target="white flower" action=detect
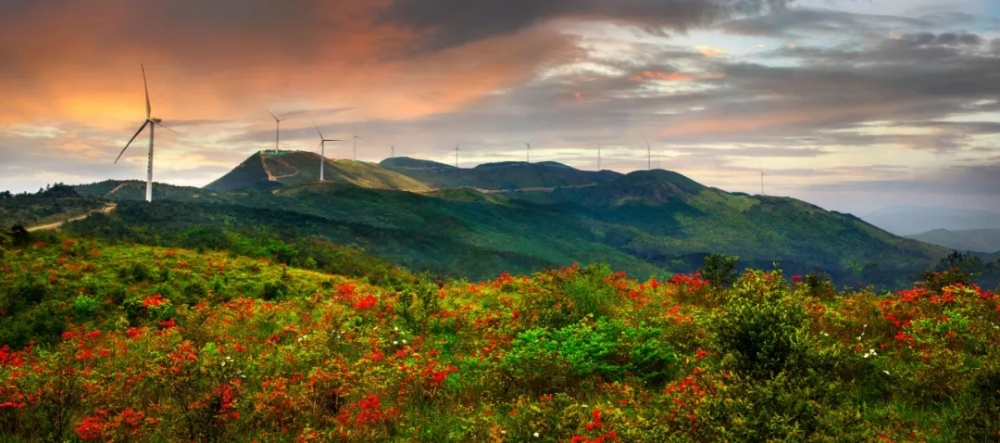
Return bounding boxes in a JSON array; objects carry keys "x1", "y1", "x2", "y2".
[
  {"x1": 394, "y1": 326, "x2": 399, "y2": 331},
  {"x1": 373, "y1": 326, "x2": 378, "y2": 331},
  {"x1": 221, "y1": 361, "x2": 226, "y2": 366},
  {"x1": 582, "y1": 404, "x2": 588, "y2": 408},
  {"x1": 883, "y1": 370, "x2": 890, "y2": 375},
  {"x1": 869, "y1": 348, "x2": 876, "y2": 355},
  {"x1": 393, "y1": 341, "x2": 399, "y2": 345},
  {"x1": 402, "y1": 339, "x2": 407, "y2": 344},
  {"x1": 534, "y1": 432, "x2": 540, "y2": 438}
]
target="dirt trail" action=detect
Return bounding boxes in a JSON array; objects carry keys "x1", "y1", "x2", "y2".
[
  {"x1": 26, "y1": 203, "x2": 117, "y2": 232},
  {"x1": 105, "y1": 182, "x2": 128, "y2": 197}
]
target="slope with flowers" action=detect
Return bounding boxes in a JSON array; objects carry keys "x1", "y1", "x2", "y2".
[{"x1": 1, "y1": 235, "x2": 1000, "y2": 442}]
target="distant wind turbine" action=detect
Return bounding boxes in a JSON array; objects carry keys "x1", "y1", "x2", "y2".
[
  {"x1": 308, "y1": 115, "x2": 342, "y2": 182},
  {"x1": 389, "y1": 144, "x2": 395, "y2": 158},
  {"x1": 524, "y1": 142, "x2": 532, "y2": 163},
  {"x1": 114, "y1": 64, "x2": 177, "y2": 203},
  {"x1": 760, "y1": 163, "x2": 769, "y2": 196},
  {"x1": 597, "y1": 145, "x2": 602, "y2": 171},
  {"x1": 454, "y1": 144, "x2": 461, "y2": 168},
  {"x1": 645, "y1": 139, "x2": 652, "y2": 171},
  {"x1": 266, "y1": 109, "x2": 285, "y2": 154},
  {"x1": 352, "y1": 123, "x2": 363, "y2": 162}
]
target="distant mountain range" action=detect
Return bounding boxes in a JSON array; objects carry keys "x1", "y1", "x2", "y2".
[
  {"x1": 907, "y1": 229, "x2": 1000, "y2": 254},
  {"x1": 860, "y1": 206, "x2": 1000, "y2": 236},
  {"x1": 7, "y1": 151, "x2": 965, "y2": 289}
]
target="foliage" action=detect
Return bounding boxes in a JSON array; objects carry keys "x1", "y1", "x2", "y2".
[
  {"x1": 1, "y1": 237, "x2": 998, "y2": 441},
  {"x1": 699, "y1": 253, "x2": 740, "y2": 288}
]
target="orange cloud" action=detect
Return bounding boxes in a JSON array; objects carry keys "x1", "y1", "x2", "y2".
[{"x1": 0, "y1": 0, "x2": 573, "y2": 131}]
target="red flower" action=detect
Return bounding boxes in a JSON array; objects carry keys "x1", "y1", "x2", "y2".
[
  {"x1": 353, "y1": 295, "x2": 378, "y2": 310},
  {"x1": 695, "y1": 349, "x2": 709, "y2": 359},
  {"x1": 143, "y1": 294, "x2": 168, "y2": 308}
]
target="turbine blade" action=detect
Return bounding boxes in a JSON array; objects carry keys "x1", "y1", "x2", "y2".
[
  {"x1": 324, "y1": 139, "x2": 343, "y2": 142},
  {"x1": 267, "y1": 109, "x2": 279, "y2": 121},
  {"x1": 154, "y1": 121, "x2": 179, "y2": 134},
  {"x1": 142, "y1": 64, "x2": 151, "y2": 119},
  {"x1": 115, "y1": 121, "x2": 149, "y2": 164},
  {"x1": 308, "y1": 115, "x2": 324, "y2": 139}
]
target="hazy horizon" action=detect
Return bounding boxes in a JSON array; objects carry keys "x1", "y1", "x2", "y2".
[{"x1": 2, "y1": 0, "x2": 999, "y2": 216}]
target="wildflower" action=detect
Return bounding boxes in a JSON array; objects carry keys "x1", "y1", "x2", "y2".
[{"x1": 534, "y1": 432, "x2": 540, "y2": 437}]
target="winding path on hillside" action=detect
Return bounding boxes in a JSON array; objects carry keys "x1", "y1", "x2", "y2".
[
  {"x1": 26, "y1": 203, "x2": 117, "y2": 232},
  {"x1": 413, "y1": 182, "x2": 599, "y2": 194}
]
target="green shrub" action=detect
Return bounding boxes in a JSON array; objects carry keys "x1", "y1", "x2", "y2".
[
  {"x1": 261, "y1": 280, "x2": 288, "y2": 301},
  {"x1": 72, "y1": 295, "x2": 98, "y2": 318},
  {"x1": 715, "y1": 270, "x2": 807, "y2": 378},
  {"x1": 700, "y1": 253, "x2": 740, "y2": 288},
  {"x1": 804, "y1": 270, "x2": 836, "y2": 299}
]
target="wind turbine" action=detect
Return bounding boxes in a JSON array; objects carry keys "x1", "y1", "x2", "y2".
[
  {"x1": 524, "y1": 141, "x2": 532, "y2": 163},
  {"x1": 266, "y1": 110, "x2": 285, "y2": 154},
  {"x1": 352, "y1": 123, "x2": 363, "y2": 162},
  {"x1": 645, "y1": 139, "x2": 652, "y2": 171},
  {"x1": 454, "y1": 144, "x2": 461, "y2": 168},
  {"x1": 114, "y1": 64, "x2": 177, "y2": 203},
  {"x1": 598, "y1": 145, "x2": 602, "y2": 171},
  {"x1": 389, "y1": 144, "x2": 395, "y2": 158},
  {"x1": 308, "y1": 115, "x2": 342, "y2": 182},
  {"x1": 760, "y1": 162, "x2": 769, "y2": 196}
]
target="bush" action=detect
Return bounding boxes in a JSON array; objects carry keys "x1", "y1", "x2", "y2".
[
  {"x1": 804, "y1": 269, "x2": 836, "y2": 299},
  {"x1": 700, "y1": 253, "x2": 740, "y2": 288},
  {"x1": 715, "y1": 270, "x2": 807, "y2": 378},
  {"x1": 562, "y1": 263, "x2": 615, "y2": 320},
  {"x1": 72, "y1": 295, "x2": 98, "y2": 318},
  {"x1": 261, "y1": 280, "x2": 288, "y2": 301}
]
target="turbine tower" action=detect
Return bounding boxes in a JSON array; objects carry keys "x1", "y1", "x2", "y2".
[
  {"x1": 267, "y1": 110, "x2": 285, "y2": 154},
  {"x1": 454, "y1": 145, "x2": 461, "y2": 168},
  {"x1": 308, "y1": 115, "x2": 342, "y2": 182},
  {"x1": 524, "y1": 142, "x2": 532, "y2": 163},
  {"x1": 114, "y1": 64, "x2": 176, "y2": 203},
  {"x1": 389, "y1": 144, "x2": 395, "y2": 158},
  {"x1": 598, "y1": 145, "x2": 602, "y2": 171}
]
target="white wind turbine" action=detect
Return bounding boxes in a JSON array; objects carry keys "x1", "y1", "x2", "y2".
[
  {"x1": 524, "y1": 141, "x2": 532, "y2": 163},
  {"x1": 114, "y1": 64, "x2": 177, "y2": 203},
  {"x1": 760, "y1": 162, "x2": 769, "y2": 196},
  {"x1": 352, "y1": 123, "x2": 364, "y2": 162},
  {"x1": 597, "y1": 145, "x2": 602, "y2": 171},
  {"x1": 308, "y1": 115, "x2": 342, "y2": 182},
  {"x1": 267, "y1": 110, "x2": 285, "y2": 154},
  {"x1": 454, "y1": 144, "x2": 461, "y2": 167},
  {"x1": 389, "y1": 144, "x2": 395, "y2": 158},
  {"x1": 645, "y1": 139, "x2": 652, "y2": 171}
]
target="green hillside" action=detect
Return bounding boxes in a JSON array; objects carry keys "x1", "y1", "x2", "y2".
[
  {"x1": 0, "y1": 184, "x2": 106, "y2": 230},
  {"x1": 205, "y1": 151, "x2": 430, "y2": 192},
  {"x1": 61, "y1": 165, "x2": 951, "y2": 289},
  {"x1": 380, "y1": 156, "x2": 622, "y2": 190}
]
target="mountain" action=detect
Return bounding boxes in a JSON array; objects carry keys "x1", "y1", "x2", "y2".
[
  {"x1": 205, "y1": 150, "x2": 430, "y2": 192},
  {"x1": 907, "y1": 229, "x2": 1000, "y2": 253},
  {"x1": 860, "y1": 206, "x2": 1000, "y2": 236},
  {"x1": 380, "y1": 156, "x2": 622, "y2": 190},
  {"x1": 55, "y1": 161, "x2": 951, "y2": 288}
]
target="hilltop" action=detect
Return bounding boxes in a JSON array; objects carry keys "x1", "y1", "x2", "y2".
[
  {"x1": 380, "y1": 156, "x2": 622, "y2": 190},
  {"x1": 205, "y1": 151, "x2": 429, "y2": 192}
]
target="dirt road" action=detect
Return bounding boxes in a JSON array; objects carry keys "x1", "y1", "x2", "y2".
[{"x1": 26, "y1": 203, "x2": 117, "y2": 232}]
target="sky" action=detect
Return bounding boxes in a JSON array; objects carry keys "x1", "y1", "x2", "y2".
[{"x1": 1, "y1": 0, "x2": 999, "y2": 216}]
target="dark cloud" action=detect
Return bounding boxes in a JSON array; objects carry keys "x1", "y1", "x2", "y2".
[
  {"x1": 379, "y1": 0, "x2": 794, "y2": 51},
  {"x1": 721, "y1": 8, "x2": 927, "y2": 38}
]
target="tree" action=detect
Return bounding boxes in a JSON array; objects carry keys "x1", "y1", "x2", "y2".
[
  {"x1": 10, "y1": 224, "x2": 30, "y2": 247},
  {"x1": 700, "y1": 253, "x2": 740, "y2": 288},
  {"x1": 0, "y1": 190, "x2": 11, "y2": 199}
]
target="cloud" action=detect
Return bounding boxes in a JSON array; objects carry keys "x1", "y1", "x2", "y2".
[{"x1": 378, "y1": 0, "x2": 794, "y2": 52}]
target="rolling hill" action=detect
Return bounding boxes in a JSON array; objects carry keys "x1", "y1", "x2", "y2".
[
  {"x1": 380, "y1": 156, "x2": 622, "y2": 190},
  {"x1": 907, "y1": 229, "x2": 1000, "y2": 253},
  {"x1": 205, "y1": 150, "x2": 430, "y2": 192},
  {"x1": 0, "y1": 149, "x2": 951, "y2": 288}
]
